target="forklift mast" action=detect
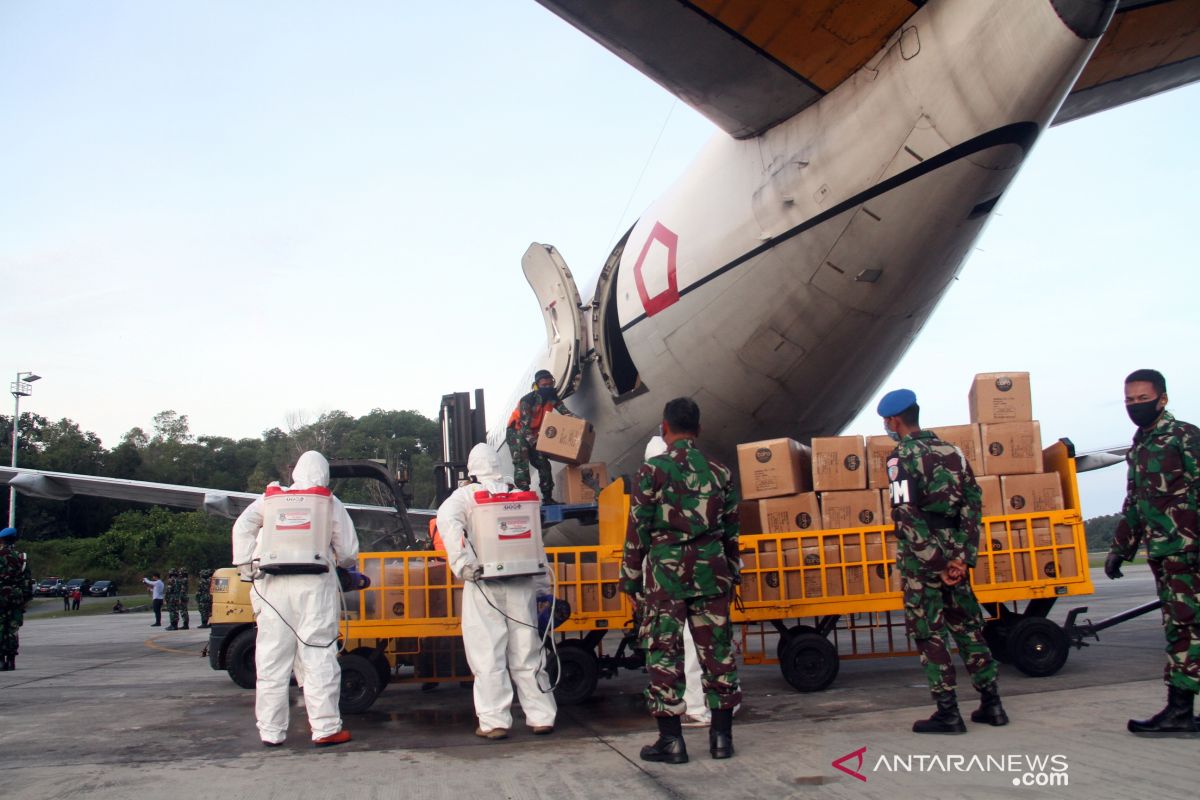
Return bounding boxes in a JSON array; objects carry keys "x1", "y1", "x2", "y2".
[{"x1": 434, "y1": 389, "x2": 487, "y2": 506}]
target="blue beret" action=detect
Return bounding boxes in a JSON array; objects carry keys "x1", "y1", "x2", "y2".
[
  {"x1": 877, "y1": 389, "x2": 917, "y2": 417},
  {"x1": 0, "y1": 527, "x2": 16, "y2": 539}
]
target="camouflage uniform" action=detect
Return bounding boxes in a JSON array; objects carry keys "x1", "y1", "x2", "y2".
[
  {"x1": 0, "y1": 542, "x2": 34, "y2": 660},
  {"x1": 622, "y1": 439, "x2": 742, "y2": 716},
  {"x1": 196, "y1": 569, "x2": 214, "y2": 628},
  {"x1": 166, "y1": 568, "x2": 190, "y2": 629},
  {"x1": 888, "y1": 430, "x2": 997, "y2": 697},
  {"x1": 505, "y1": 389, "x2": 568, "y2": 499},
  {"x1": 1109, "y1": 411, "x2": 1200, "y2": 693}
]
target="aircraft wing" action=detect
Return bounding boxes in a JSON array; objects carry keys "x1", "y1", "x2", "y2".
[
  {"x1": 1074, "y1": 445, "x2": 1131, "y2": 473},
  {"x1": 0, "y1": 466, "x2": 432, "y2": 538},
  {"x1": 535, "y1": 0, "x2": 1199, "y2": 138}
]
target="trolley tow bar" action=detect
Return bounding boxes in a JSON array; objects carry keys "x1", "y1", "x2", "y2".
[{"x1": 1064, "y1": 599, "x2": 1163, "y2": 649}]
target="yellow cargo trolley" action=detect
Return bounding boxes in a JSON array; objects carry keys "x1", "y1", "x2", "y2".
[
  {"x1": 734, "y1": 440, "x2": 1092, "y2": 691},
  {"x1": 205, "y1": 440, "x2": 1092, "y2": 712}
]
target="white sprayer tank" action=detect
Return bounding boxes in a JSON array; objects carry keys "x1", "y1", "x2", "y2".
[
  {"x1": 256, "y1": 485, "x2": 333, "y2": 574},
  {"x1": 468, "y1": 490, "x2": 546, "y2": 579}
]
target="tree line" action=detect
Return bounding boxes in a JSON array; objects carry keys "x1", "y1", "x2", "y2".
[{"x1": 2, "y1": 408, "x2": 440, "y2": 586}]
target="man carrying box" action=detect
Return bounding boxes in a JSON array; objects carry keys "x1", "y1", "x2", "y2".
[
  {"x1": 621, "y1": 398, "x2": 742, "y2": 763},
  {"x1": 1105, "y1": 368, "x2": 1200, "y2": 735},
  {"x1": 879, "y1": 388, "x2": 1008, "y2": 734},
  {"x1": 506, "y1": 369, "x2": 571, "y2": 503}
]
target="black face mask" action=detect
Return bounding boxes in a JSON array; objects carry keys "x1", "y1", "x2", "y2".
[
  {"x1": 1126, "y1": 397, "x2": 1162, "y2": 428},
  {"x1": 537, "y1": 386, "x2": 557, "y2": 402}
]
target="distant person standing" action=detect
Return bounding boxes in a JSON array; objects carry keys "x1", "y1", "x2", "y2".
[
  {"x1": 177, "y1": 567, "x2": 190, "y2": 629},
  {"x1": 196, "y1": 568, "x2": 214, "y2": 629},
  {"x1": 506, "y1": 369, "x2": 571, "y2": 503},
  {"x1": 62, "y1": 589, "x2": 70, "y2": 611},
  {"x1": 143, "y1": 572, "x2": 165, "y2": 626},
  {"x1": 166, "y1": 567, "x2": 190, "y2": 630},
  {"x1": 0, "y1": 528, "x2": 34, "y2": 671},
  {"x1": 70, "y1": 586, "x2": 82, "y2": 611},
  {"x1": 1105, "y1": 369, "x2": 1200, "y2": 735},
  {"x1": 879, "y1": 388, "x2": 1006, "y2": 734}
]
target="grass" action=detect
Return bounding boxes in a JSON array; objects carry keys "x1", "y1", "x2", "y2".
[{"x1": 24, "y1": 594, "x2": 181, "y2": 620}]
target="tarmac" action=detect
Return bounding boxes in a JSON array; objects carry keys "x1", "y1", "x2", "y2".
[{"x1": 1, "y1": 564, "x2": 1194, "y2": 799}]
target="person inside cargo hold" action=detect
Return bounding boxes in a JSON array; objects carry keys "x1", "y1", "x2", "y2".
[
  {"x1": 1105, "y1": 368, "x2": 1200, "y2": 735},
  {"x1": 879, "y1": 388, "x2": 1008, "y2": 734},
  {"x1": 622, "y1": 398, "x2": 742, "y2": 764},
  {"x1": 506, "y1": 368, "x2": 572, "y2": 503}
]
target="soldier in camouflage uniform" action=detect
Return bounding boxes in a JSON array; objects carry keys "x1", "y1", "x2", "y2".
[
  {"x1": 196, "y1": 569, "x2": 214, "y2": 629},
  {"x1": 879, "y1": 389, "x2": 1007, "y2": 734},
  {"x1": 621, "y1": 397, "x2": 742, "y2": 764},
  {"x1": 1105, "y1": 369, "x2": 1200, "y2": 735},
  {"x1": 505, "y1": 369, "x2": 570, "y2": 502},
  {"x1": 0, "y1": 528, "x2": 34, "y2": 671},
  {"x1": 165, "y1": 567, "x2": 190, "y2": 630}
]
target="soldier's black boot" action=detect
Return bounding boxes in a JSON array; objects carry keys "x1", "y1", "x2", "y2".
[
  {"x1": 913, "y1": 691, "x2": 967, "y2": 734},
  {"x1": 970, "y1": 684, "x2": 1009, "y2": 726},
  {"x1": 1128, "y1": 686, "x2": 1199, "y2": 735},
  {"x1": 165, "y1": 624, "x2": 178, "y2": 631},
  {"x1": 709, "y1": 708, "x2": 734, "y2": 759},
  {"x1": 0, "y1": 656, "x2": 11, "y2": 671},
  {"x1": 640, "y1": 715, "x2": 688, "y2": 764}
]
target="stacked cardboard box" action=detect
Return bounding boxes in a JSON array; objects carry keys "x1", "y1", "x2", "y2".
[
  {"x1": 556, "y1": 560, "x2": 622, "y2": 614},
  {"x1": 536, "y1": 411, "x2": 596, "y2": 464},
  {"x1": 736, "y1": 438, "x2": 815, "y2": 535},
  {"x1": 558, "y1": 462, "x2": 610, "y2": 504}
]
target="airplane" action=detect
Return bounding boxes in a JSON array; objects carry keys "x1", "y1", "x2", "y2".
[{"x1": 3, "y1": 0, "x2": 1196, "y2": 538}]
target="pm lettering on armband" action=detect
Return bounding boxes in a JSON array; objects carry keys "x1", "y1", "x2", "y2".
[{"x1": 890, "y1": 479, "x2": 911, "y2": 505}]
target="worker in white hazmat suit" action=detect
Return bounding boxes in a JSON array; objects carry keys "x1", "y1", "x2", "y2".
[
  {"x1": 642, "y1": 436, "x2": 709, "y2": 727},
  {"x1": 231, "y1": 451, "x2": 360, "y2": 747},
  {"x1": 436, "y1": 443, "x2": 557, "y2": 739}
]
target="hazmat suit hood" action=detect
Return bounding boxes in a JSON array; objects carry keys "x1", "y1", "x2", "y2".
[
  {"x1": 644, "y1": 435, "x2": 668, "y2": 460},
  {"x1": 466, "y1": 443, "x2": 504, "y2": 484},
  {"x1": 291, "y1": 451, "x2": 331, "y2": 490}
]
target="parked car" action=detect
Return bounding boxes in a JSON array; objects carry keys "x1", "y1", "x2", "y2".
[
  {"x1": 89, "y1": 580, "x2": 119, "y2": 597},
  {"x1": 62, "y1": 578, "x2": 93, "y2": 596},
  {"x1": 34, "y1": 577, "x2": 64, "y2": 597}
]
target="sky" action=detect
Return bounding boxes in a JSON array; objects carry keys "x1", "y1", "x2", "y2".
[{"x1": 3, "y1": 2, "x2": 1197, "y2": 518}]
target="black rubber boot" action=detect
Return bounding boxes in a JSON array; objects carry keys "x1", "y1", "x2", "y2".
[
  {"x1": 640, "y1": 716, "x2": 688, "y2": 764},
  {"x1": 970, "y1": 684, "x2": 1009, "y2": 726},
  {"x1": 709, "y1": 708, "x2": 734, "y2": 759},
  {"x1": 0, "y1": 656, "x2": 11, "y2": 671},
  {"x1": 1128, "y1": 686, "x2": 1199, "y2": 735},
  {"x1": 913, "y1": 691, "x2": 967, "y2": 734},
  {"x1": 165, "y1": 625, "x2": 178, "y2": 631}
]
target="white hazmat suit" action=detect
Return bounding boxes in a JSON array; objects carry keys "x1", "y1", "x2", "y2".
[
  {"x1": 643, "y1": 436, "x2": 708, "y2": 724},
  {"x1": 436, "y1": 443, "x2": 557, "y2": 734},
  {"x1": 231, "y1": 451, "x2": 359, "y2": 744}
]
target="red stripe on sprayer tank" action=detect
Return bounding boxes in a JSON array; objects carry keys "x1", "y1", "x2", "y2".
[{"x1": 265, "y1": 486, "x2": 332, "y2": 497}]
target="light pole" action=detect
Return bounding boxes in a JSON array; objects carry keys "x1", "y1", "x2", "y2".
[{"x1": 9, "y1": 371, "x2": 42, "y2": 528}]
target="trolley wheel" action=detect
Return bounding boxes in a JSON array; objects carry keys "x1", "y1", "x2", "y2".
[
  {"x1": 1008, "y1": 617, "x2": 1070, "y2": 677},
  {"x1": 225, "y1": 627, "x2": 257, "y2": 690},
  {"x1": 350, "y1": 646, "x2": 393, "y2": 688},
  {"x1": 982, "y1": 619, "x2": 1013, "y2": 664},
  {"x1": 549, "y1": 641, "x2": 599, "y2": 706},
  {"x1": 775, "y1": 624, "x2": 818, "y2": 662},
  {"x1": 779, "y1": 632, "x2": 839, "y2": 692},
  {"x1": 338, "y1": 653, "x2": 382, "y2": 714}
]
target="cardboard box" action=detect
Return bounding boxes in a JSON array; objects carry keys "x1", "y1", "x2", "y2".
[
  {"x1": 932, "y1": 424, "x2": 984, "y2": 476},
  {"x1": 866, "y1": 435, "x2": 896, "y2": 489},
  {"x1": 822, "y1": 535, "x2": 843, "y2": 565},
  {"x1": 863, "y1": 531, "x2": 898, "y2": 562},
  {"x1": 1022, "y1": 521, "x2": 1075, "y2": 548},
  {"x1": 842, "y1": 537, "x2": 863, "y2": 565},
  {"x1": 1001, "y1": 473, "x2": 1064, "y2": 514},
  {"x1": 812, "y1": 435, "x2": 867, "y2": 491},
  {"x1": 737, "y1": 438, "x2": 813, "y2": 500},
  {"x1": 820, "y1": 489, "x2": 883, "y2": 529},
  {"x1": 759, "y1": 493, "x2": 822, "y2": 533},
  {"x1": 972, "y1": 555, "x2": 993, "y2": 585},
  {"x1": 756, "y1": 550, "x2": 782, "y2": 601},
  {"x1": 980, "y1": 421, "x2": 1043, "y2": 476},
  {"x1": 880, "y1": 490, "x2": 893, "y2": 526},
  {"x1": 599, "y1": 562, "x2": 621, "y2": 611},
  {"x1": 977, "y1": 475, "x2": 1002, "y2": 518},
  {"x1": 536, "y1": 411, "x2": 595, "y2": 464},
  {"x1": 844, "y1": 565, "x2": 865, "y2": 596},
  {"x1": 739, "y1": 550, "x2": 759, "y2": 602},
  {"x1": 738, "y1": 501, "x2": 763, "y2": 535},
  {"x1": 562, "y1": 462, "x2": 610, "y2": 504},
  {"x1": 868, "y1": 562, "x2": 899, "y2": 593},
  {"x1": 1034, "y1": 548, "x2": 1079, "y2": 581},
  {"x1": 969, "y1": 372, "x2": 1033, "y2": 424}
]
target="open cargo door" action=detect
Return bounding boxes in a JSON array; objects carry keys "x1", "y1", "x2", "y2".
[{"x1": 521, "y1": 243, "x2": 584, "y2": 398}]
